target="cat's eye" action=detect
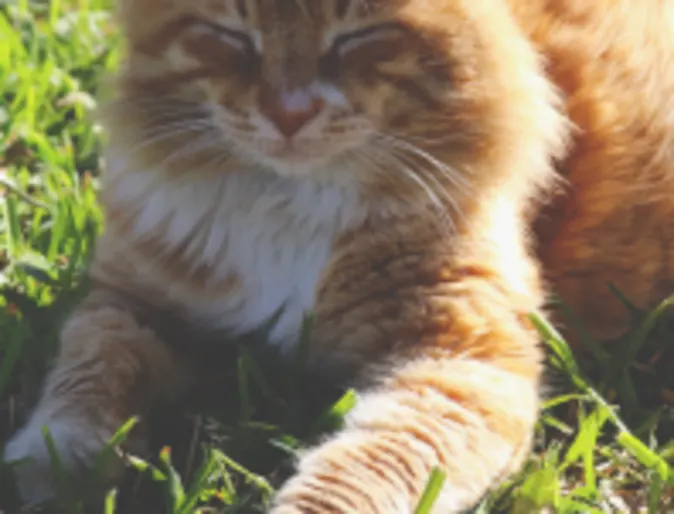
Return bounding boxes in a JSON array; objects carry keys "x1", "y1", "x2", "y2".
[
  {"x1": 191, "y1": 19, "x2": 255, "y2": 54},
  {"x1": 331, "y1": 23, "x2": 403, "y2": 56}
]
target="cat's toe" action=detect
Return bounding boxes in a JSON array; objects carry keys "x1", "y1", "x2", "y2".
[{"x1": 3, "y1": 415, "x2": 112, "y2": 505}]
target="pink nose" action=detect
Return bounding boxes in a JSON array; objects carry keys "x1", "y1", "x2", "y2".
[{"x1": 259, "y1": 86, "x2": 324, "y2": 138}]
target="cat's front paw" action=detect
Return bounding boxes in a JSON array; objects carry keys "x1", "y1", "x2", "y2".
[
  {"x1": 270, "y1": 429, "x2": 430, "y2": 514},
  {"x1": 3, "y1": 413, "x2": 124, "y2": 505}
]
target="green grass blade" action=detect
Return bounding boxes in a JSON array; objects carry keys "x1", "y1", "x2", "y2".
[
  {"x1": 104, "y1": 488, "x2": 117, "y2": 514},
  {"x1": 92, "y1": 416, "x2": 139, "y2": 482},
  {"x1": 414, "y1": 467, "x2": 446, "y2": 514}
]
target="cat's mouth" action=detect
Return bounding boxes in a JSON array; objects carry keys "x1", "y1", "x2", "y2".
[
  {"x1": 246, "y1": 137, "x2": 350, "y2": 176},
  {"x1": 259, "y1": 147, "x2": 336, "y2": 177},
  {"x1": 265, "y1": 141, "x2": 326, "y2": 160}
]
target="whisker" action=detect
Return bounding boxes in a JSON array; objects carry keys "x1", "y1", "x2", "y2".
[
  {"x1": 350, "y1": 146, "x2": 454, "y2": 233},
  {"x1": 384, "y1": 144, "x2": 465, "y2": 221},
  {"x1": 107, "y1": 95, "x2": 211, "y2": 110},
  {"x1": 103, "y1": 99, "x2": 211, "y2": 123},
  {"x1": 158, "y1": 132, "x2": 225, "y2": 169},
  {"x1": 357, "y1": 134, "x2": 473, "y2": 231},
  {"x1": 378, "y1": 134, "x2": 473, "y2": 192},
  {"x1": 367, "y1": 147, "x2": 445, "y2": 210},
  {"x1": 126, "y1": 121, "x2": 215, "y2": 155}
]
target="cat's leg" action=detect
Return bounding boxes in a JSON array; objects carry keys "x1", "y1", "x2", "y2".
[
  {"x1": 3, "y1": 287, "x2": 183, "y2": 505},
  {"x1": 272, "y1": 221, "x2": 544, "y2": 513}
]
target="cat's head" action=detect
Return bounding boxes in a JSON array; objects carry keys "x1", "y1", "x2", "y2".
[{"x1": 107, "y1": 0, "x2": 564, "y2": 204}]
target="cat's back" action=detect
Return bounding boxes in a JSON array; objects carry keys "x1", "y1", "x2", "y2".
[
  {"x1": 508, "y1": 0, "x2": 674, "y2": 94},
  {"x1": 509, "y1": 0, "x2": 674, "y2": 341}
]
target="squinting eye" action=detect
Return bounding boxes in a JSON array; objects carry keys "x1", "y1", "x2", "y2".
[
  {"x1": 192, "y1": 19, "x2": 255, "y2": 54},
  {"x1": 332, "y1": 23, "x2": 402, "y2": 56}
]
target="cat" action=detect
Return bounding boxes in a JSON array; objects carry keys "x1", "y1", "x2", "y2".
[{"x1": 5, "y1": 0, "x2": 674, "y2": 512}]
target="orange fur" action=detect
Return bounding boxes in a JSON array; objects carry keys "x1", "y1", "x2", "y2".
[{"x1": 5, "y1": 0, "x2": 674, "y2": 511}]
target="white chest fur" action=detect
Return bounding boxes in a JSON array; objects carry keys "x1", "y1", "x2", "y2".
[{"x1": 104, "y1": 161, "x2": 368, "y2": 351}]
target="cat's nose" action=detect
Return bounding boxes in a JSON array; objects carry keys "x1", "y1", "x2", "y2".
[{"x1": 259, "y1": 86, "x2": 325, "y2": 138}]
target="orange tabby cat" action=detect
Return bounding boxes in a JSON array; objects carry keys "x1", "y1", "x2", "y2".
[{"x1": 6, "y1": 0, "x2": 674, "y2": 511}]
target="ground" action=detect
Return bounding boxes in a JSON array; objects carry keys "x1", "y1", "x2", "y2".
[{"x1": 0, "y1": 1, "x2": 673, "y2": 513}]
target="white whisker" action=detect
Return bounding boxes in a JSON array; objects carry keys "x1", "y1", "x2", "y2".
[
  {"x1": 352, "y1": 132, "x2": 475, "y2": 231},
  {"x1": 127, "y1": 121, "x2": 214, "y2": 155},
  {"x1": 348, "y1": 146, "x2": 453, "y2": 232},
  {"x1": 379, "y1": 134, "x2": 472, "y2": 192},
  {"x1": 158, "y1": 132, "x2": 225, "y2": 169},
  {"x1": 384, "y1": 144, "x2": 465, "y2": 223}
]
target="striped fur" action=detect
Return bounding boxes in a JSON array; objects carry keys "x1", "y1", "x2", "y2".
[{"x1": 7, "y1": 1, "x2": 674, "y2": 512}]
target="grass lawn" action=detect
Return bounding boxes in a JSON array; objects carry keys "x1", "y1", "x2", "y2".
[{"x1": 0, "y1": 1, "x2": 673, "y2": 512}]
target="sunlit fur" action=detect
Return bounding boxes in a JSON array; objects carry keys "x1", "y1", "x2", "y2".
[{"x1": 6, "y1": 0, "x2": 674, "y2": 511}]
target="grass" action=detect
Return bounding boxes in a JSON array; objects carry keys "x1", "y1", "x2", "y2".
[{"x1": 0, "y1": 1, "x2": 673, "y2": 512}]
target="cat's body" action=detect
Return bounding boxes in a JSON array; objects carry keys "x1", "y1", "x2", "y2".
[{"x1": 6, "y1": 0, "x2": 674, "y2": 512}]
